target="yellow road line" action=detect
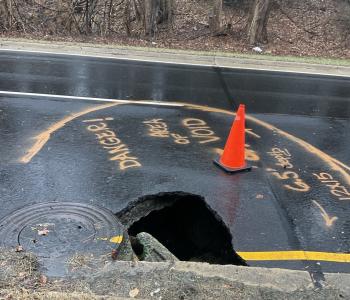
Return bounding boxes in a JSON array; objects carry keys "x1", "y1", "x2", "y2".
[
  {"x1": 237, "y1": 251, "x2": 350, "y2": 263},
  {"x1": 109, "y1": 235, "x2": 123, "y2": 244},
  {"x1": 96, "y1": 235, "x2": 123, "y2": 244}
]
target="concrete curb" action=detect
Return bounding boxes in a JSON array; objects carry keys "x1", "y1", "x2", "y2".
[
  {"x1": 1, "y1": 38, "x2": 350, "y2": 77},
  {"x1": 78, "y1": 260, "x2": 350, "y2": 299},
  {"x1": 2, "y1": 250, "x2": 349, "y2": 299},
  {"x1": 173, "y1": 262, "x2": 313, "y2": 292}
]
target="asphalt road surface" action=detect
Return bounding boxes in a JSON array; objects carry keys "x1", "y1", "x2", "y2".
[{"x1": 0, "y1": 50, "x2": 349, "y2": 281}]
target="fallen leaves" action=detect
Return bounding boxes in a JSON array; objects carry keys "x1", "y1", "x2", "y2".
[
  {"x1": 150, "y1": 288, "x2": 161, "y2": 296},
  {"x1": 37, "y1": 228, "x2": 49, "y2": 236},
  {"x1": 111, "y1": 249, "x2": 118, "y2": 260},
  {"x1": 15, "y1": 245, "x2": 23, "y2": 252},
  {"x1": 39, "y1": 274, "x2": 48, "y2": 285},
  {"x1": 129, "y1": 288, "x2": 139, "y2": 298},
  {"x1": 18, "y1": 272, "x2": 27, "y2": 278}
]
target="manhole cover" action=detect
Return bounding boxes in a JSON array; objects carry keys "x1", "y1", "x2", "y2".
[{"x1": 0, "y1": 202, "x2": 125, "y2": 276}]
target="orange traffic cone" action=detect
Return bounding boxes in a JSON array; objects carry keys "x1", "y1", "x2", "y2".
[{"x1": 213, "y1": 104, "x2": 252, "y2": 173}]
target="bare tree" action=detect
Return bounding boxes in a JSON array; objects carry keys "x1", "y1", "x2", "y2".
[
  {"x1": 0, "y1": 0, "x2": 13, "y2": 30},
  {"x1": 247, "y1": 0, "x2": 271, "y2": 45},
  {"x1": 210, "y1": 0, "x2": 223, "y2": 34},
  {"x1": 143, "y1": 0, "x2": 173, "y2": 36}
]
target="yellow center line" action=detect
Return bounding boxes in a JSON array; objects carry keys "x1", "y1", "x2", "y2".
[
  {"x1": 109, "y1": 235, "x2": 123, "y2": 244},
  {"x1": 237, "y1": 251, "x2": 350, "y2": 263}
]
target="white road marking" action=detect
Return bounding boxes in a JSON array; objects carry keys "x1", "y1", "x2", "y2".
[
  {"x1": 1, "y1": 48, "x2": 349, "y2": 78},
  {"x1": 0, "y1": 90, "x2": 184, "y2": 107},
  {"x1": 0, "y1": 48, "x2": 215, "y2": 68}
]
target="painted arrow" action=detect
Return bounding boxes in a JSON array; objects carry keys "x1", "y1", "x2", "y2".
[{"x1": 312, "y1": 200, "x2": 338, "y2": 227}]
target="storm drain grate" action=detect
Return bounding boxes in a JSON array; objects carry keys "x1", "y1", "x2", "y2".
[{"x1": 0, "y1": 202, "x2": 126, "y2": 276}]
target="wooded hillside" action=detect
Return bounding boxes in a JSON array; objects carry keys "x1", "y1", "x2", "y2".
[{"x1": 0, "y1": 0, "x2": 349, "y2": 58}]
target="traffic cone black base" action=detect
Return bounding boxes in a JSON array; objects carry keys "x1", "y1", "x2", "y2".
[{"x1": 213, "y1": 157, "x2": 252, "y2": 174}]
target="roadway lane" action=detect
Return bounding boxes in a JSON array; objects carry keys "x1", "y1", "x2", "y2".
[
  {"x1": 1, "y1": 50, "x2": 350, "y2": 117},
  {"x1": 0, "y1": 50, "x2": 349, "y2": 278}
]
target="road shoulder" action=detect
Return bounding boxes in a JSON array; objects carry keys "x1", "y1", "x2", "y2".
[{"x1": 1, "y1": 38, "x2": 350, "y2": 77}]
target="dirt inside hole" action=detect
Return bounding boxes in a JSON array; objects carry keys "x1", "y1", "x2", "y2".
[{"x1": 127, "y1": 193, "x2": 246, "y2": 265}]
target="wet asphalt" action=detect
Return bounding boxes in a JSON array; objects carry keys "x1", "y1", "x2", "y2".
[{"x1": 0, "y1": 50, "x2": 349, "y2": 277}]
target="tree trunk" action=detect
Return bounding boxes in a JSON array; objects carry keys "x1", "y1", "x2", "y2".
[
  {"x1": 247, "y1": 0, "x2": 271, "y2": 45},
  {"x1": 124, "y1": 0, "x2": 131, "y2": 36},
  {"x1": 143, "y1": 0, "x2": 172, "y2": 36},
  {"x1": 133, "y1": 0, "x2": 142, "y2": 21},
  {"x1": 210, "y1": 0, "x2": 222, "y2": 34},
  {"x1": 0, "y1": 0, "x2": 13, "y2": 30},
  {"x1": 159, "y1": 0, "x2": 172, "y2": 23}
]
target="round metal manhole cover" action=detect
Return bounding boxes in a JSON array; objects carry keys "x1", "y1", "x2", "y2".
[{"x1": 0, "y1": 202, "x2": 125, "y2": 276}]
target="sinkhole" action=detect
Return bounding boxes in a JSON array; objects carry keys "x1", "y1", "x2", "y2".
[{"x1": 119, "y1": 192, "x2": 246, "y2": 265}]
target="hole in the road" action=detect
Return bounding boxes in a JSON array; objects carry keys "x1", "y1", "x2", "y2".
[
  {"x1": 129, "y1": 236, "x2": 144, "y2": 257},
  {"x1": 124, "y1": 192, "x2": 246, "y2": 265}
]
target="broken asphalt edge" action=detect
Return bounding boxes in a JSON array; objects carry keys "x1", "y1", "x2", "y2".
[{"x1": 1, "y1": 38, "x2": 350, "y2": 77}]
